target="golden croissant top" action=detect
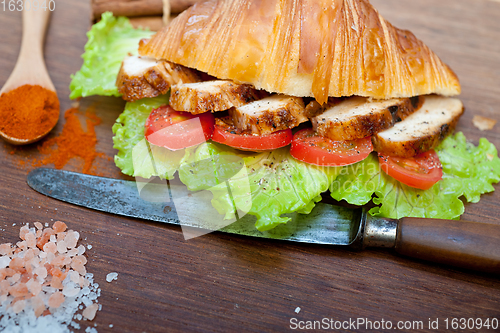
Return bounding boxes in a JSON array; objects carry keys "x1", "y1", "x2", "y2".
[{"x1": 139, "y1": 0, "x2": 461, "y2": 104}]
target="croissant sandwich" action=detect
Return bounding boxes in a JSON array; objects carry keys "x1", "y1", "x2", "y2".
[
  {"x1": 93, "y1": 0, "x2": 496, "y2": 230},
  {"x1": 117, "y1": 0, "x2": 462, "y2": 169}
]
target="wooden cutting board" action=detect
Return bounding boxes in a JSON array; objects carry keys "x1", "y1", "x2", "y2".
[{"x1": 1, "y1": 0, "x2": 499, "y2": 332}]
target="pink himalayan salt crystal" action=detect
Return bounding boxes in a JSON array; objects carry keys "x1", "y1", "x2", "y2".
[
  {"x1": 33, "y1": 266, "x2": 47, "y2": 280},
  {"x1": 50, "y1": 254, "x2": 68, "y2": 267},
  {"x1": 69, "y1": 270, "x2": 80, "y2": 284},
  {"x1": 73, "y1": 255, "x2": 87, "y2": 266},
  {"x1": 19, "y1": 225, "x2": 30, "y2": 240},
  {"x1": 82, "y1": 303, "x2": 99, "y2": 320},
  {"x1": 9, "y1": 273, "x2": 21, "y2": 284},
  {"x1": 34, "y1": 222, "x2": 43, "y2": 230},
  {"x1": 52, "y1": 221, "x2": 67, "y2": 233},
  {"x1": 0, "y1": 243, "x2": 12, "y2": 256},
  {"x1": 48, "y1": 291, "x2": 65, "y2": 308},
  {"x1": 36, "y1": 228, "x2": 55, "y2": 250},
  {"x1": 26, "y1": 278, "x2": 42, "y2": 296},
  {"x1": 46, "y1": 252, "x2": 56, "y2": 263},
  {"x1": 73, "y1": 265, "x2": 86, "y2": 277},
  {"x1": 78, "y1": 276, "x2": 86, "y2": 288},
  {"x1": 0, "y1": 280, "x2": 10, "y2": 295},
  {"x1": 32, "y1": 295, "x2": 46, "y2": 317},
  {"x1": 71, "y1": 256, "x2": 87, "y2": 276},
  {"x1": 36, "y1": 229, "x2": 42, "y2": 238},
  {"x1": 81, "y1": 276, "x2": 90, "y2": 288},
  {"x1": 16, "y1": 241, "x2": 27, "y2": 251},
  {"x1": 23, "y1": 265, "x2": 33, "y2": 276},
  {"x1": 63, "y1": 255, "x2": 72, "y2": 266},
  {"x1": 25, "y1": 232, "x2": 37, "y2": 248},
  {"x1": 57, "y1": 240, "x2": 68, "y2": 254},
  {"x1": 9, "y1": 282, "x2": 29, "y2": 297},
  {"x1": 62, "y1": 283, "x2": 80, "y2": 297},
  {"x1": 3, "y1": 267, "x2": 16, "y2": 277},
  {"x1": 24, "y1": 248, "x2": 36, "y2": 262},
  {"x1": 9, "y1": 257, "x2": 25, "y2": 271},
  {"x1": 50, "y1": 267, "x2": 65, "y2": 279},
  {"x1": 50, "y1": 276, "x2": 63, "y2": 290},
  {"x1": 64, "y1": 231, "x2": 79, "y2": 249},
  {"x1": 43, "y1": 241, "x2": 57, "y2": 254},
  {"x1": 19, "y1": 271, "x2": 31, "y2": 283},
  {"x1": 28, "y1": 257, "x2": 41, "y2": 271},
  {"x1": 0, "y1": 257, "x2": 11, "y2": 271},
  {"x1": 23, "y1": 249, "x2": 35, "y2": 260},
  {"x1": 12, "y1": 299, "x2": 26, "y2": 314},
  {"x1": 56, "y1": 232, "x2": 67, "y2": 242}
]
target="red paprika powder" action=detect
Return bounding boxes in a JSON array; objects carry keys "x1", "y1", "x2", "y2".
[
  {"x1": 0, "y1": 84, "x2": 59, "y2": 140},
  {"x1": 34, "y1": 107, "x2": 102, "y2": 174}
]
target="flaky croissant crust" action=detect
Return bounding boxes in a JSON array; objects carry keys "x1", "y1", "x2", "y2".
[{"x1": 139, "y1": 0, "x2": 460, "y2": 104}]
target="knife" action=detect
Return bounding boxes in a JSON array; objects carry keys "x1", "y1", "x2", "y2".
[{"x1": 27, "y1": 168, "x2": 500, "y2": 274}]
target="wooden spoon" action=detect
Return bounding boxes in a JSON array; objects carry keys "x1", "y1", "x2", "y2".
[{"x1": 0, "y1": 8, "x2": 59, "y2": 145}]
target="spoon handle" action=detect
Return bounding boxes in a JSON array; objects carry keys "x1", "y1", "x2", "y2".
[
  {"x1": 1, "y1": 7, "x2": 54, "y2": 94},
  {"x1": 21, "y1": 5, "x2": 52, "y2": 53}
]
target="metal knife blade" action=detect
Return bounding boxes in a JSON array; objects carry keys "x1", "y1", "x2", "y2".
[{"x1": 27, "y1": 168, "x2": 363, "y2": 245}]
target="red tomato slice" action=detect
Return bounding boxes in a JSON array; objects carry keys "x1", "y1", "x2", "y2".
[
  {"x1": 378, "y1": 150, "x2": 443, "y2": 190},
  {"x1": 290, "y1": 129, "x2": 373, "y2": 166},
  {"x1": 145, "y1": 105, "x2": 214, "y2": 150},
  {"x1": 212, "y1": 124, "x2": 292, "y2": 151}
]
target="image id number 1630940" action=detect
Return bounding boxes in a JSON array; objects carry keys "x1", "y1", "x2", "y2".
[
  {"x1": 444, "y1": 318, "x2": 498, "y2": 330},
  {"x1": 2, "y1": 0, "x2": 55, "y2": 11}
]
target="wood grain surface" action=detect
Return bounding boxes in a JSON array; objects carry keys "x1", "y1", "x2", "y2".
[{"x1": 1, "y1": 0, "x2": 500, "y2": 332}]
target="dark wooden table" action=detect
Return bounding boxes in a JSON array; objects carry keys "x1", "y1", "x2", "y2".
[{"x1": 1, "y1": 0, "x2": 499, "y2": 332}]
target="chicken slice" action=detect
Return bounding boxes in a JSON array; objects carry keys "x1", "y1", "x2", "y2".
[
  {"x1": 169, "y1": 80, "x2": 259, "y2": 114},
  {"x1": 372, "y1": 96, "x2": 464, "y2": 157},
  {"x1": 311, "y1": 96, "x2": 421, "y2": 141},
  {"x1": 116, "y1": 55, "x2": 199, "y2": 102},
  {"x1": 229, "y1": 95, "x2": 307, "y2": 135}
]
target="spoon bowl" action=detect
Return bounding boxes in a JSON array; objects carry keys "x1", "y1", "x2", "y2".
[{"x1": 0, "y1": 7, "x2": 59, "y2": 145}]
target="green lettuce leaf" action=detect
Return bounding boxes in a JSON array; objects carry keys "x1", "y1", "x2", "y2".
[
  {"x1": 178, "y1": 142, "x2": 340, "y2": 231},
  {"x1": 330, "y1": 132, "x2": 500, "y2": 219},
  {"x1": 112, "y1": 95, "x2": 185, "y2": 179},
  {"x1": 69, "y1": 12, "x2": 154, "y2": 99}
]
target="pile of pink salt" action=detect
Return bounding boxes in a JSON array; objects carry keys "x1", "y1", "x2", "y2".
[{"x1": 0, "y1": 221, "x2": 101, "y2": 332}]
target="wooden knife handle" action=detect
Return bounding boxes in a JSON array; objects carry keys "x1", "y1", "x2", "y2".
[{"x1": 395, "y1": 217, "x2": 500, "y2": 274}]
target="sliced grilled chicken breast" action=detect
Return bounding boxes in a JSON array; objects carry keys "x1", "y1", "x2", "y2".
[
  {"x1": 116, "y1": 55, "x2": 199, "y2": 102},
  {"x1": 311, "y1": 96, "x2": 421, "y2": 141},
  {"x1": 372, "y1": 96, "x2": 464, "y2": 157},
  {"x1": 229, "y1": 95, "x2": 307, "y2": 135},
  {"x1": 169, "y1": 80, "x2": 259, "y2": 114}
]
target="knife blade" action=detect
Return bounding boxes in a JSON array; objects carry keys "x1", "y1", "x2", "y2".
[
  {"x1": 27, "y1": 168, "x2": 500, "y2": 273},
  {"x1": 27, "y1": 168, "x2": 363, "y2": 245}
]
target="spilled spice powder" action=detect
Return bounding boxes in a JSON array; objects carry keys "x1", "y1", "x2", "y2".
[{"x1": 32, "y1": 107, "x2": 102, "y2": 174}]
